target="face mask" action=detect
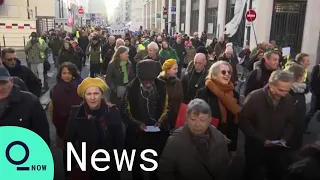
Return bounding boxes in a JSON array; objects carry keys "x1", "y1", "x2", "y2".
[{"x1": 136, "y1": 41, "x2": 139, "y2": 45}]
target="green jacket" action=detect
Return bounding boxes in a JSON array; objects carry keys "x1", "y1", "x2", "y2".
[
  {"x1": 25, "y1": 39, "x2": 47, "y2": 64},
  {"x1": 159, "y1": 48, "x2": 180, "y2": 63}
]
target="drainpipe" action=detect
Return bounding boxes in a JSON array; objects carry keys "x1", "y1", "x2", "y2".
[
  {"x1": 27, "y1": 0, "x2": 30, "y2": 19},
  {"x1": 58, "y1": 0, "x2": 61, "y2": 18}
]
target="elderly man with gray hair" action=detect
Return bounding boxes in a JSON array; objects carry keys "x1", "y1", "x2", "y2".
[
  {"x1": 143, "y1": 41, "x2": 166, "y2": 65},
  {"x1": 182, "y1": 53, "x2": 208, "y2": 104},
  {"x1": 102, "y1": 35, "x2": 116, "y2": 61},
  {"x1": 159, "y1": 98, "x2": 230, "y2": 180},
  {"x1": 191, "y1": 32, "x2": 205, "y2": 49},
  {"x1": 102, "y1": 38, "x2": 125, "y2": 74},
  {"x1": 239, "y1": 70, "x2": 296, "y2": 180}
]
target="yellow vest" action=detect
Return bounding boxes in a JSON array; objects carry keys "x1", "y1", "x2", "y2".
[
  {"x1": 38, "y1": 38, "x2": 46, "y2": 59},
  {"x1": 284, "y1": 61, "x2": 307, "y2": 82},
  {"x1": 88, "y1": 46, "x2": 103, "y2": 63},
  {"x1": 75, "y1": 31, "x2": 80, "y2": 40},
  {"x1": 138, "y1": 44, "x2": 145, "y2": 50}
]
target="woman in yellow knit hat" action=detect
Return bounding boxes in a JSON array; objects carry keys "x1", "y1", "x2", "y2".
[
  {"x1": 64, "y1": 77, "x2": 123, "y2": 180},
  {"x1": 158, "y1": 59, "x2": 183, "y2": 129}
]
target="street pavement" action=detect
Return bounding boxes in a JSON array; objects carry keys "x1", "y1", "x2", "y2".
[{"x1": 15, "y1": 51, "x2": 320, "y2": 180}]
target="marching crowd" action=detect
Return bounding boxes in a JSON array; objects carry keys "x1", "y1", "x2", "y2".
[{"x1": 1, "y1": 26, "x2": 320, "y2": 180}]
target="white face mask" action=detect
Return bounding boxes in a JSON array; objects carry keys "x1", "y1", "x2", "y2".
[{"x1": 136, "y1": 41, "x2": 139, "y2": 45}]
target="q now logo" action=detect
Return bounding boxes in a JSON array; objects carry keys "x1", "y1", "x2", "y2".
[{"x1": 0, "y1": 126, "x2": 54, "y2": 180}]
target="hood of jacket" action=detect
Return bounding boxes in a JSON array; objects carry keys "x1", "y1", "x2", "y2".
[{"x1": 4, "y1": 59, "x2": 22, "y2": 74}]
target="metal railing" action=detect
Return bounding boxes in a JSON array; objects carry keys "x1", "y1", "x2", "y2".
[{"x1": 1, "y1": 35, "x2": 27, "y2": 48}]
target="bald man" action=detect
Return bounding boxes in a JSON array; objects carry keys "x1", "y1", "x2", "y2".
[
  {"x1": 182, "y1": 53, "x2": 208, "y2": 104},
  {"x1": 186, "y1": 53, "x2": 212, "y2": 73}
]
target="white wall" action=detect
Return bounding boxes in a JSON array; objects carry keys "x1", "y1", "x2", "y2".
[
  {"x1": 249, "y1": 0, "x2": 274, "y2": 47},
  {"x1": 88, "y1": 0, "x2": 107, "y2": 14},
  {"x1": 30, "y1": 0, "x2": 55, "y2": 17},
  {"x1": 301, "y1": 0, "x2": 320, "y2": 70},
  {"x1": 0, "y1": 0, "x2": 35, "y2": 19}
]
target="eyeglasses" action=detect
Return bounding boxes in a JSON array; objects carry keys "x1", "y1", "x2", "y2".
[
  {"x1": 221, "y1": 70, "x2": 231, "y2": 75},
  {"x1": 5, "y1": 58, "x2": 17, "y2": 62}
]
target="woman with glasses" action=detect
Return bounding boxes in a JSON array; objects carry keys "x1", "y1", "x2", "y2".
[
  {"x1": 218, "y1": 46, "x2": 239, "y2": 85},
  {"x1": 195, "y1": 61, "x2": 241, "y2": 158}
]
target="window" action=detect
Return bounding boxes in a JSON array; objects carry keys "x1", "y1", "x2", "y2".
[
  {"x1": 190, "y1": 0, "x2": 199, "y2": 34},
  {"x1": 205, "y1": 8, "x2": 218, "y2": 39}
]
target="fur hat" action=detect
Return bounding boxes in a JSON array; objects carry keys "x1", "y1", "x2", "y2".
[{"x1": 136, "y1": 60, "x2": 161, "y2": 82}]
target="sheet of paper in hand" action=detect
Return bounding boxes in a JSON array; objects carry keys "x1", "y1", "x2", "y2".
[
  {"x1": 271, "y1": 140, "x2": 290, "y2": 148},
  {"x1": 145, "y1": 126, "x2": 161, "y2": 132}
]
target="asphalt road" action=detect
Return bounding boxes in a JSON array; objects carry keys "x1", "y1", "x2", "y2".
[{"x1": 16, "y1": 52, "x2": 320, "y2": 180}]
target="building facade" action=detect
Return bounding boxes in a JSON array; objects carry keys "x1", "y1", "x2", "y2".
[
  {"x1": 111, "y1": 0, "x2": 132, "y2": 25},
  {"x1": 129, "y1": 0, "x2": 144, "y2": 31},
  {"x1": 88, "y1": 0, "x2": 107, "y2": 15},
  {"x1": 0, "y1": 0, "x2": 55, "y2": 47},
  {"x1": 142, "y1": 0, "x2": 320, "y2": 68}
]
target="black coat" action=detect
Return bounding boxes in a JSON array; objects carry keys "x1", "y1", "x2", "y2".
[
  {"x1": 195, "y1": 86, "x2": 239, "y2": 151},
  {"x1": 106, "y1": 61, "x2": 135, "y2": 104},
  {"x1": 4, "y1": 60, "x2": 41, "y2": 97},
  {"x1": 288, "y1": 89, "x2": 306, "y2": 150},
  {"x1": 0, "y1": 85, "x2": 50, "y2": 145},
  {"x1": 64, "y1": 103, "x2": 123, "y2": 180},
  {"x1": 244, "y1": 60, "x2": 274, "y2": 96},
  {"x1": 58, "y1": 51, "x2": 82, "y2": 71},
  {"x1": 172, "y1": 41, "x2": 186, "y2": 66},
  {"x1": 182, "y1": 69, "x2": 207, "y2": 104},
  {"x1": 120, "y1": 77, "x2": 170, "y2": 131},
  {"x1": 309, "y1": 65, "x2": 320, "y2": 111},
  {"x1": 284, "y1": 146, "x2": 320, "y2": 180},
  {"x1": 78, "y1": 36, "x2": 89, "y2": 53},
  {"x1": 13, "y1": 76, "x2": 28, "y2": 91}
]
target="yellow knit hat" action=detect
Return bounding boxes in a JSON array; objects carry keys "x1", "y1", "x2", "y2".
[
  {"x1": 162, "y1": 59, "x2": 177, "y2": 71},
  {"x1": 77, "y1": 77, "x2": 108, "y2": 98}
]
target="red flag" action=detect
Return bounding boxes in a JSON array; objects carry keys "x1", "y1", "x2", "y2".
[{"x1": 175, "y1": 103, "x2": 219, "y2": 128}]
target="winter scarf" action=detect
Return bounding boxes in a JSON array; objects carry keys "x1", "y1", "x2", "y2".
[
  {"x1": 120, "y1": 61, "x2": 129, "y2": 84},
  {"x1": 191, "y1": 129, "x2": 210, "y2": 158},
  {"x1": 205, "y1": 78, "x2": 240, "y2": 124},
  {"x1": 291, "y1": 82, "x2": 307, "y2": 93}
]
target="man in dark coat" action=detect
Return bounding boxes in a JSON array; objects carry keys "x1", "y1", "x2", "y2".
[
  {"x1": 0, "y1": 67, "x2": 50, "y2": 145},
  {"x1": 239, "y1": 70, "x2": 295, "y2": 180},
  {"x1": 172, "y1": 34, "x2": 186, "y2": 77},
  {"x1": 1, "y1": 48, "x2": 41, "y2": 97},
  {"x1": 77, "y1": 30, "x2": 90, "y2": 66},
  {"x1": 244, "y1": 50, "x2": 279, "y2": 96},
  {"x1": 120, "y1": 59, "x2": 170, "y2": 180}
]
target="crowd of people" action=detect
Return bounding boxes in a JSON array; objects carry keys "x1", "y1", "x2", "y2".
[{"x1": 1, "y1": 26, "x2": 320, "y2": 180}]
